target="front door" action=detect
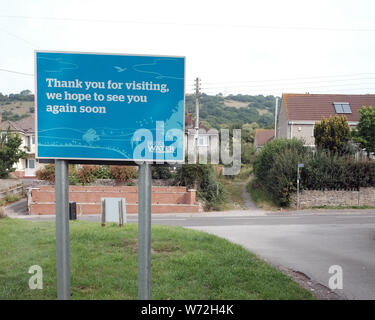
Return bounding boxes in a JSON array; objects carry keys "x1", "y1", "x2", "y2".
[{"x1": 25, "y1": 159, "x2": 36, "y2": 177}]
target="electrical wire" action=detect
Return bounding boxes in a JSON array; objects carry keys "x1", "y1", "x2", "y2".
[{"x1": 1, "y1": 15, "x2": 375, "y2": 32}]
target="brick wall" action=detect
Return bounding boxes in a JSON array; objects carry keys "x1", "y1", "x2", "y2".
[
  {"x1": 291, "y1": 187, "x2": 375, "y2": 208},
  {"x1": 29, "y1": 185, "x2": 200, "y2": 215}
]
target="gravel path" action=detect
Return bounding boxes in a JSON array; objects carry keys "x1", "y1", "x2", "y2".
[{"x1": 240, "y1": 179, "x2": 258, "y2": 210}]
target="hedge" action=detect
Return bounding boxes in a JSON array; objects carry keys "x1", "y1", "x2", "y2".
[{"x1": 254, "y1": 139, "x2": 375, "y2": 206}]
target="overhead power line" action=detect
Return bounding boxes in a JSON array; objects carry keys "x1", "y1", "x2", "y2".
[
  {"x1": 1, "y1": 15, "x2": 375, "y2": 32},
  {"x1": 0, "y1": 68, "x2": 34, "y2": 76},
  {"x1": 0, "y1": 24, "x2": 38, "y2": 48},
  {"x1": 202, "y1": 73, "x2": 375, "y2": 86}
]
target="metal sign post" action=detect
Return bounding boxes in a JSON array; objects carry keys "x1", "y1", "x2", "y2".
[
  {"x1": 296, "y1": 163, "x2": 304, "y2": 209},
  {"x1": 55, "y1": 159, "x2": 71, "y2": 300},
  {"x1": 138, "y1": 162, "x2": 152, "y2": 300}
]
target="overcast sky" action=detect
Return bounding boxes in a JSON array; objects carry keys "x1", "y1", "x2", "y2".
[{"x1": 1, "y1": 0, "x2": 375, "y2": 96}]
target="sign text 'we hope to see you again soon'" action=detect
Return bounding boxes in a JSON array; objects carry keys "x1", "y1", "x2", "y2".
[{"x1": 35, "y1": 51, "x2": 185, "y2": 162}]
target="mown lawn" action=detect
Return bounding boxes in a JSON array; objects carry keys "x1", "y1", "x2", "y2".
[{"x1": 0, "y1": 218, "x2": 314, "y2": 300}]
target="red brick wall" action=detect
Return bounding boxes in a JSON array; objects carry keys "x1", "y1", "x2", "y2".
[{"x1": 30, "y1": 185, "x2": 199, "y2": 215}]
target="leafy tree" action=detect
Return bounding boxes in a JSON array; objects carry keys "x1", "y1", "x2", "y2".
[
  {"x1": 0, "y1": 129, "x2": 27, "y2": 178},
  {"x1": 352, "y1": 106, "x2": 375, "y2": 154},
  {"x1": 314, "y1": 115, "x2": 351, "y2": 154}
]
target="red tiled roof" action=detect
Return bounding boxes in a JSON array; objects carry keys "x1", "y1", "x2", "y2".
[
  {"x1": 255, "y1": 129, "x2": 274, "y2": 146},
  {"x1": 283, "y1": 93, "x2": 375, "y2": 121}
]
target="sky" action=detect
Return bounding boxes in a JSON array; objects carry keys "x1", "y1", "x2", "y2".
[{"x1": 1, "y1": 0, "x2": 375, "y2": 96}]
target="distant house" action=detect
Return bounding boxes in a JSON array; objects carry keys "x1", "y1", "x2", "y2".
[
  {"x1": 0, "y1": 115, "x2": 43, "y2": 178},
  {"x1": 276, "y1": 93, "x2": 375, "y2": 147},
  {"x1": 254, "y1": 129, "x2": 274, "y2": 151},
  {"x1": 184, "y1": 113, "x2": 219, "y2": 161}
]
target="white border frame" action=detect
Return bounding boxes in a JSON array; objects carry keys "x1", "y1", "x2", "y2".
[{"x1": 34, "y1": 50, "x2": 186, "y2": 163}]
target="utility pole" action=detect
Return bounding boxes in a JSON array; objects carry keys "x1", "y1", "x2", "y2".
[
  {"x1": 274, "y1": 97, "x2": 279, "y2": 138},
  {"x1": 194, "y1": 77, "x2": 201, "y2": 163}
]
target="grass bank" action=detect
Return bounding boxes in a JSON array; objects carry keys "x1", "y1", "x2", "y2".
[
  {"x1": 219, "y1": 165, "x2": 253, "y2": 210},
  {"x1": 246, "y1": 177, "x2": 279, "y2": 210},
  {"x1": 0, "y1": 219, "x2": 314, "y2": 300}
]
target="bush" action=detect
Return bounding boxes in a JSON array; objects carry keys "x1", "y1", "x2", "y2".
[
  {"x1": 152, "y1": 165, "x2": 172, "y2": 179},
  {"x1": 175, "y1": 164, "x2": 225, "y2": 210},
  {"x1": 254, "y1": 141, "x2": 375, "y2": 207},
  {"x1": 36, "y1": 164, "x2": 55, "y2": 182},
  {"x1": 253, "y1": 138, "x2": 307, "y2": 186},
  {"x1": 253, "y1": 138, "x2": 308, "y2": 206},
  {"x1": 76, "y1": 166, "x2": 97, "y2": 185},
  {"x1": 314, "y1": 115, "x2": 351, "y2": 154},
  {"x1": 267, "y1": 148, "x2": 309, "y2": 206},
  {"x1": 302, "y1": 150, "x2": 375, "y2": 191},
  {"x1": 94, "y1": 165, "x2": 111, "y2": 179},
  {"x1": 109, "y1": 166, "x2": 138, "y2": 182}
]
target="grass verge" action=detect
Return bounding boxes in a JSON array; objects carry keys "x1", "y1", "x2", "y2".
[
  {"x1": 0, "y1": 218, "x2": 314, "y2": 300},
  {"x1": 219, "y1": 165, "x2": 253, "y2": 210},
  {"x1": 246, "y1": 177, "x2": 279, "y2": 210}
]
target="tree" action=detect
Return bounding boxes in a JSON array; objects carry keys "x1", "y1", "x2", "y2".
[
  {"x1": 0, "y1": 129, "x2": 27, "y2": 178},
  {"x1": 314, "y1": 115, "x2": 351, "y2": 154},
  {"x1": 352, "y1": 106, "x2": 375, "y2": 154}
]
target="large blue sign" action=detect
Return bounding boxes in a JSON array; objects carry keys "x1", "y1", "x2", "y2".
[{"x1": 35, "y1": 51, "x2": 185, "y2": 162}]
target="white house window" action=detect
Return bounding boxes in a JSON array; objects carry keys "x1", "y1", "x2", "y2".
[{"x1": 198, "y1": 135, "x2": 209, "y2": 146}]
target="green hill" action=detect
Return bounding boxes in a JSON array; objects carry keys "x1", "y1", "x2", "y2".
[
  {"x1": 0, "y1": 91, "x2": 34, "y2": 122},
  {"x1": 0, "y1": 91, "x2": 277, "y2": 129},
  {"x1": 185, "y1": 93, "x2": 277, "y2": 129}
]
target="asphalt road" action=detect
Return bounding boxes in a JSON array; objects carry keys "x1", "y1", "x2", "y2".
[
  {"x1": 7, "y1": 201, "x2": 375, "y2": 300},
  {"x1": 189, "y1": 214, "x2": 375, "y2": 300}
]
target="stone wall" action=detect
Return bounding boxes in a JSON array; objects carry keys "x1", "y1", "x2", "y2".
[
  {"x1": 291, "y1": 187, "x2": 375, "y2": 208},
  {"x1": 0, "y1": 180, "x2": 24, "y2": 199}
]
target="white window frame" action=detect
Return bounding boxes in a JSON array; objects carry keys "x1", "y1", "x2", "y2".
[{"x1": 198, "y1": 135, "x2": 209, "y2": 147}]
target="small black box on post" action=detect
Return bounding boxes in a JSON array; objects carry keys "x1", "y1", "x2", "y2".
[{"x1": 69, "y1": 202, "x2": 77, "y2": 220}]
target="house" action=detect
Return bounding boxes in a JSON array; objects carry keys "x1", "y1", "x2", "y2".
[
  {"x1": 0, "y1": 114, "x2": 43, "y2": 178},
  {"x1": 275, "y1": 93, "x2": 375, "y2": 147},
  {"x1": 184, "y1": 113, "x2": 220, "y2": 162},
  {"x1": 254, "y1": 129, "x2": 275, "y2": 151}
]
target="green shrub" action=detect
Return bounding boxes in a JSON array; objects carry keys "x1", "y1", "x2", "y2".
[
  {"x1": 94, "y1": 165, "x2": 111, "y2": 179},
  {"x1": 253, "y1": 138, "x2": 308, "y2": 206},
  {"x1": 302, "y1": 150, "x2": 375, "y2": 191},
  {"x1": 314, "y1": 115, "x2": 351, "y2": 154},
  {"x1": 267, "y1": 148, "x2": 309, "y2": 206},
  {"x1": 253, "y1": 138, "x2": 307, "y2": 186},
  {"x1": 254, "y1": 141, "x2": 375, "y2": 207},
  {"x1": 4, "y1": 194, "x2": 19, "y2": 203},
  {"x1": 175, "y1": 164, "x2": 225, "y2": 210},
  {"x1": 152, "y1": 165, "x2": 172, "y2": 179}
]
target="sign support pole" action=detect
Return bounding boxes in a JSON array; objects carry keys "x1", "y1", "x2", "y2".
[
  {"x1": 55, "y1": 159, "x2": 71, "y2": 300},
  {"x1": 138, "y1": 161, "x2": 152, "y2": 300}
]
